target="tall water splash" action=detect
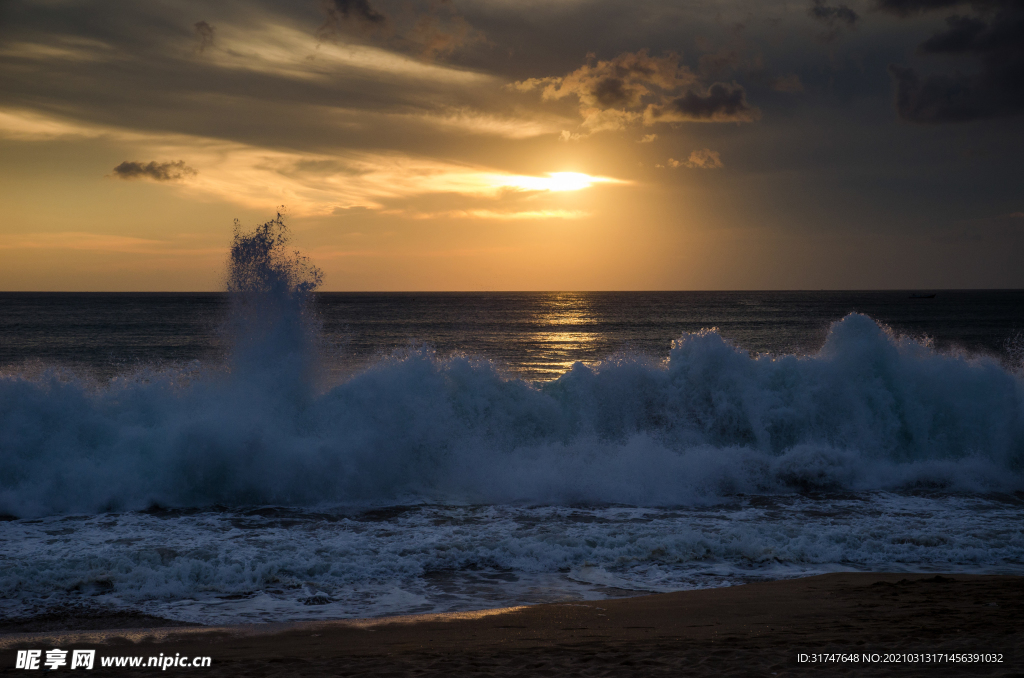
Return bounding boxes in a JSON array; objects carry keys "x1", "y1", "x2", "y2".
[{"x1": 225, "y1": 213, "x2": 323, "y2": 389}]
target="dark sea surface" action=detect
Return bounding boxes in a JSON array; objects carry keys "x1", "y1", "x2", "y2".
[
  {"x1": 1, "y1": 289, "x2": 1023, "y2": 625},
  {"x1": 3, "y1": 290, "x2": 1022, "y2": 381}
]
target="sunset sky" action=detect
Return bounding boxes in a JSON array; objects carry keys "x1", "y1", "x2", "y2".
[{"x1": 1, "y1": 0, "x2": 1021, "y2": 291}]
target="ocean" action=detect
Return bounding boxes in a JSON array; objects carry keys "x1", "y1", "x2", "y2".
[{"x1": 1, "y1": 229, "x2": 1023, "y2": 626}]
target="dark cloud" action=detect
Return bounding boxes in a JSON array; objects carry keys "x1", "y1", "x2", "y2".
[
  {"x1": 809, "y1": 0, "x2": 860, "y2": 25},
  {"x1": 514, "y1": 50, "x2": 701, "y2": 132},
  {"x1": 875, "y1": 0, "x2": 972, "y2": 16},
  {"x1": 317, "y1": 0, "x2": 482, "y2": 60},
  {"x1": 808, "y1": 0, "x2": 859, "y2": 41},
  {"x1": 516, "y1": 51, "x2": 695, "y2": 105},
  {"x1": 316, "y1": 0, "x2": 388, "y2": 49},
  {"x1": 920, "y1": 13, "x2": 990, "y2": 50},
  {"x1": 323, "y1": 0, "x2": 386, "y2": 26},
  {"x1": 919, "y1": 8, "x2": 1022, "y2": 55},
  {"x1": 111, "y1": 161, "x2": 197, "y2": 181},
  {"x1": 194, "y1": 21, "x2": 215, "y2": 53},
  {"x1": 887, "y1": 1, "x2": 1024, "y2": 122},
  {"x1": 592, "y1": 77, "x2": 631, "y2": 107},
  {"x1": 516, "y1": 51, "x2": 760, "y2": 130},
  {"x1": 647, "y1": 82, "x2": 760, "y2": 123}
]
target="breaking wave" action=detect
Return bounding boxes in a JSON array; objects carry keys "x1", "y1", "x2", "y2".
[{"x1": 1, "y1": 220, "x2": 1023, "y2": 517}]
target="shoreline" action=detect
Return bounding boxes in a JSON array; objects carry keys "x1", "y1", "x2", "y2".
[{"x1": 2, "y1": 572, "x2": 1022, "y2": 675}]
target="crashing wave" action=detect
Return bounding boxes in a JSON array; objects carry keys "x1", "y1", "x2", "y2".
[{"x1": 1, "y1": 219, "x2": 1022, "y2": 517}]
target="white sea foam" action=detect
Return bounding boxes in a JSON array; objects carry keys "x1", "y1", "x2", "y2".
[{"x1": 1, "y1": 495, "x2": 1022, "y2": 624}]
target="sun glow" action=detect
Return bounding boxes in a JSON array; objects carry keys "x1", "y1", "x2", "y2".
[{"x1": 499, "y1": 172, "x2": 624, "y2": 192}]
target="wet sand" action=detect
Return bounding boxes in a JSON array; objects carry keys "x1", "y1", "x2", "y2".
[{"x1": 2, "y1": 573, "x2": 1022, "y2": 676}]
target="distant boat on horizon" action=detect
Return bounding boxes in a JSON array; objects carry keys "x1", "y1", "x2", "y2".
[{"x1": 909, "y1": 293, "x2": 936, "y2": 299}]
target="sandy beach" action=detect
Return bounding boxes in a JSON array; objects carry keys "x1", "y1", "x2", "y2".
[{"x1": 2, "y1": 573, "x2": 1022, "y2": 676}]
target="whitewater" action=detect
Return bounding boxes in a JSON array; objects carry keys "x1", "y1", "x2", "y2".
[{"x1": 1, "y1": 218, "x2": 1023, "y2": 624}]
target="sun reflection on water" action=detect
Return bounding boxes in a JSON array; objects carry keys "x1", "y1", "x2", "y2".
[{"x1": 524, "y1": 293, "x2": 601, "y2": 378}]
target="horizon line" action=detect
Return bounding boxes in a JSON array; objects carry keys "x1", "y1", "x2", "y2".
[{"x1": 1, "y1": 288, "x2": 1022, "y2": 294}]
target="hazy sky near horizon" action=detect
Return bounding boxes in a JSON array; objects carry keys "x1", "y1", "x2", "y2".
[{"x1": 1, "y1": 0, "x2": 1021, "y2": 291}]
